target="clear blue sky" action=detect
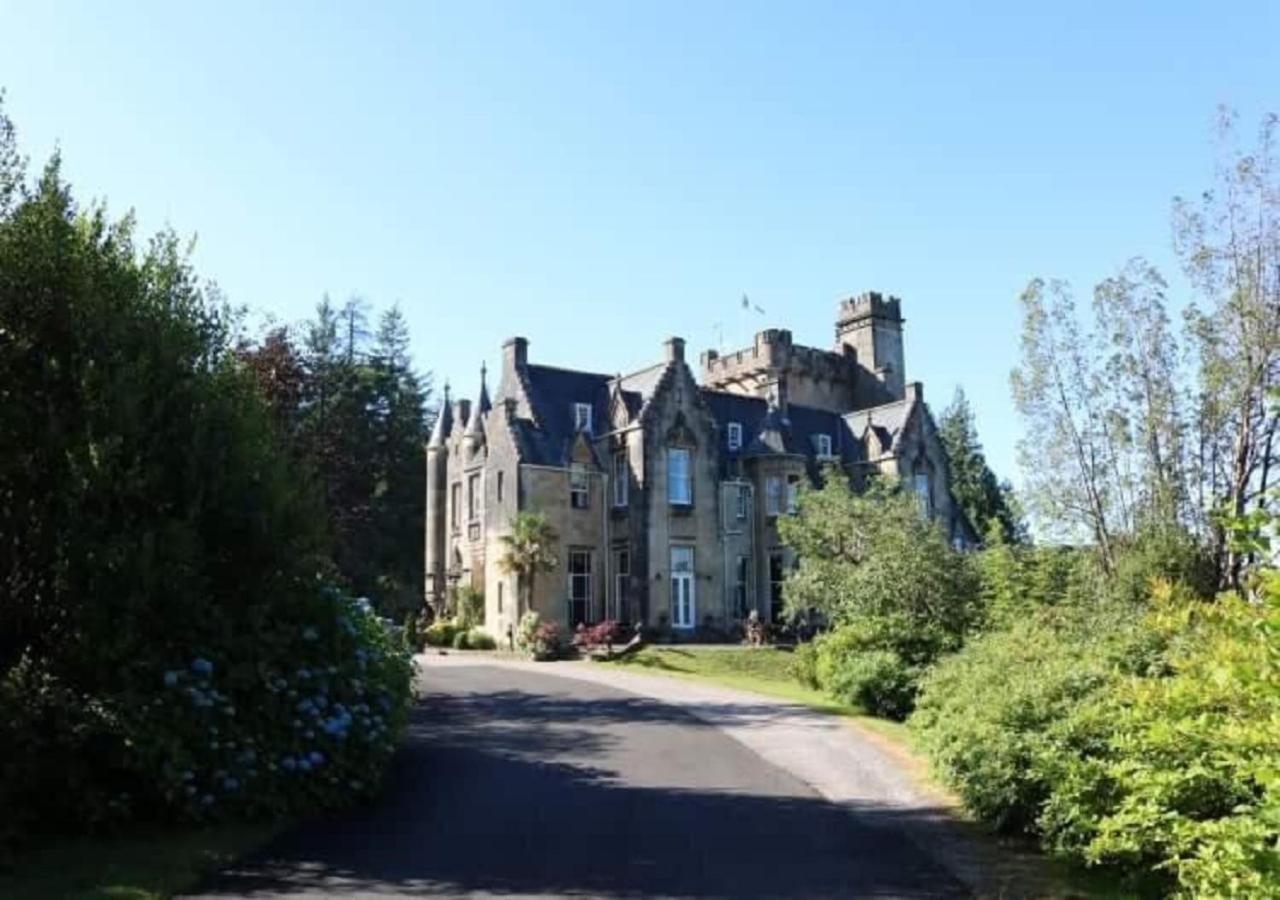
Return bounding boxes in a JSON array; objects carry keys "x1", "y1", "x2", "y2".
[{"x1": 3, "y1": 1, "x2": 1277, "y2": 483}]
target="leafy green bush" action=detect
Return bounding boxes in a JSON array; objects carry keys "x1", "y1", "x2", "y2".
[
  {"x1": 1037, "y1": 589, "x2": 1280, "y2": 896},
  {"x1": 790, "y1": 641, "x2": 819, "y2": 689},
  {"x1": 911, "y1": 601, "x2": 1162, "y2": 834},
  {"x1": 423, "y1": 620, "x2": 461, "y2": 648},
  {"x1": 0, "y1": 115, "x2": 412, "y2": 842},
  {"x1": 451, "y1": 629, "x2": 470, "y2": 650},
  {"x1": 465, "y1": 629, "x2": 496, "y2": 651},
  {"x1": 823, "y1": 648, "x2": 917, "y2": 720}
]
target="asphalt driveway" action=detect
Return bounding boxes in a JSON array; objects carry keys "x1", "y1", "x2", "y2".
[{"x1": 188, "y1": 662, "x2": 969, "y2": 899}]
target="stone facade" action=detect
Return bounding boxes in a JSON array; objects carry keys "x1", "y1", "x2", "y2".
[{"x1": 425, "y1": 293, "x2": 975, "y2": 640}]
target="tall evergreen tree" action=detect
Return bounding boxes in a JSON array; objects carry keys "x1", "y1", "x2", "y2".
[{"x1": 938, "y1": 387, "x2": 1023, "y2": 545}]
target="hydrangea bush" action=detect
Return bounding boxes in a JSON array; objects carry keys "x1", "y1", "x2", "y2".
[{"x1": 129, "y1": 588, "x2": 413, "y2": 821}]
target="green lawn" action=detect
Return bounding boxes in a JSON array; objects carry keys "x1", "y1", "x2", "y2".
[
  {"x1": 0, "y1": 823, "x2": 277, "y2": 900},
  {"x1": 599, "y1": 644, "x2": 912, "y2": 744}
]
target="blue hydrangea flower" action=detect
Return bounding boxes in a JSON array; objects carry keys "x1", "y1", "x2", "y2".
[
  {"x1": 309, "y1": 751, "x2": 325, "y2": 766},
  {"x1": 163, "y1": 670, "x2": 181, "y2": 687},
  {"x1": 191, "y1": 658, "x2": 214, "y2": 676}
]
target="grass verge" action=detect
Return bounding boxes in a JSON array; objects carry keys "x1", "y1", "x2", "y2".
[
  {"x1": 0, "y1": 822, "x2": 278, "y2": 900},
  {"x1": 599, "y1": 645, "x2": 911, "y2": 744}
]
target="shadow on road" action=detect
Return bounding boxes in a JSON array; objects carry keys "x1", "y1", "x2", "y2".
[{"x1": 192, "y1": 666, "x2": 968, "y2": 899}]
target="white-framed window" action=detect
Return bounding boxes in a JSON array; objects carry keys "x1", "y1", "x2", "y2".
[
  {"x1": 568, "y1": 549, "x2": 593, "y2": 625},
  {"x1": 574, "y1": 402, "x2": 593, "y2": 434},
  {"x1": 496, "y1": 470, "x2": 504, "y2": 503},
  {"x1": 727, "y1": 422, "x2": 743, "y2": 451},
  {"x1": 913, "y1": 472, "x2": 932, "y2": 517},
  {"x1": 736, "y1": 484, "x2": 749, "y2": 520},
  {"x1": 570, "y1": 464, "x2": 589, "y2": 509},
  {"x1": 668, "y1": 447, "x2": 692, "y2": 505},
  {"x1": 450, "y1": 482, "x2": 462, "y2": 527},
  {"x1": 670, "y1": 545, "x2": 695, "y2": 628},
  {"x1": 786, "y1": 474, "x2": 800, "y2": 514},
  {"x1": 612, "y1": 451, "x2": 628, "y2": 507},
  {"x1": 497, "y1": 581, "x2": 504, "y2": 614},
  {"x1": 765, "y1": 476, "x2": 784, "y2": 516},
  {"x1": 816, "y1": 434, "x2": 833, "y2": 458}
]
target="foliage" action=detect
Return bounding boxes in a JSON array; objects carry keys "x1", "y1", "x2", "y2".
[
  {"x1": 576, "y1": 620, "x2": 624, "y2": 650},
  {"x1": 463, "y1": 629, "x2": 496, "y2": 651},
  {"x1": 422, "y1": 620, "x2": 462, "y2": 648},
  {"x1": 779, "y1": 476, "x2": 981, "y2": 664},
  {"x1": 238, "y1": 300, "x2": 432, "y2": 620},
  {"x1": 498, "y1": 513, "x2": 559, "y2": 619},
  {"x1": 938, "y1": 387, "x2": 1024, "y2": 544},
  {"x1": 790, "y1": 641, "x2": 820, "y2": 689},
  {"x1": 911, "y1": 601, "x2": 1161, "y2": 835},
  {"x1": 0, "y1": 104, "x2": 411, "y2": 843},
  {"x1": 1037, "y1": 587, "x2": 1280, "y2": 897},
  {"x1": 456, "y1": 586, "x2": 485, "y2": 629},
  {"x1": 515, "y1": 611, "x2": 564, "y2": 661}
]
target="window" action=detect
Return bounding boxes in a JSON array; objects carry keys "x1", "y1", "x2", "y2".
[
  {"x1": 613, "y1": 549, "x2": 630, "y2": 622},
  {"x1": 670, "y1": 545, "x2": 695, "y2": 628},
  {"x1": 727, "y1": 422, "x2": 743, "y2": 451},
  {"x1": 816, "y1": 434, "x2": 833, "y2": 458},
  {"x1": 496, "y1": 470, "x2": 504, "y2": 503},
  {"x1": 736, "y1": 484, "x2": 749, "y2": 520},
  {"x1": 450, "y1": 482, "x2": 462, "y2": 528},
  {"x1": 612, "y1": 451, "x2": 628, "y2": 507},
  {"x1": 734, "y1": 555, "x2": 750, "y2": 617},
  {"x1": 668, "y1": 447, "x2": 692, "y2": 505},
  {"x1": 467, "y1": 473, "x2": 481, "y2": 520},
  {"x1": 568, "y1": 549, "x2": 593, "y2": 626},
  {"x1": 769, "y1": 552, "x2": 786, "y2": 623},
  {"x1": 786, "y1": 475, "x2": 800, "y2": 514},
  {"x1": 497, "y1": 581, "x2": 503, "y2": 615},
  {"x1": 570, "y1": 464, "x2": 589, "y2": 509},
  {"x1": 765, "y1": 476, "x2": 784, "y2": 516},
  {"x1": 913, "y1": 472, "x2": 932, "y2": 517},
  {"x1": 574, "y1": 402, "x2": 593, "y2": 434}
]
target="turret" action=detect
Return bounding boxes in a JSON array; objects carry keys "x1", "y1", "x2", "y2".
[{"x1": 425, "y1": 383, "x2": 453, "y2": 613}]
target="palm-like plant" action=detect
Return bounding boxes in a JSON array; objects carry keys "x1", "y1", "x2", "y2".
[{"x1": 498, "y1": 512, "x2": 559, "y2": 617}]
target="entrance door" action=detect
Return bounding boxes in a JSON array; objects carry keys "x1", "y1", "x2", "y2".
[{"x1": 670, "y1": 546, "x2": 695, "y2": 629}]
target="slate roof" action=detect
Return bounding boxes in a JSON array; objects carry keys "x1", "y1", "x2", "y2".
[
  {"x1": 519, "y1": 364, "x2": 613, "y2": 466},
  {"x1": 844, "y1": 398, "x2": 916, "y2": 458},
  {"x1": 700, "y1": 389, "x2": 859, "y2": 479}
]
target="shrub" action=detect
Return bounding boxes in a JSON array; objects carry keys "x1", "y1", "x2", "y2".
[
  {"x1": 1037, "y1": 589, "x2": 1280, "y2": 896},
  {"x1": 516, "y1": 612, "x2": 565, "y2": 661},
  {"x1": 456, "y1": 586, "x2": 485, "y2": 629},
  {"x1": 911, "y1": 601, "x2": 1160, "y2": 835},
  {"x1": 0, "y1": 129, "x2": 412, "y2": 843},
  {"x1": 823, "y1": 649, "x2": 917, "y2": 720},
  {"x1": 451, "y1": 629, "x2": 470, "y2": 650},
  {"x1": 423, "y1": 620, "x2": 461, "y2": 648},
  {"x1": 576, "y1": 620, "x2": 624, "y2": 651},
  {"x1": 790, "y1": 641, "x2": 819, "y2": 689},
  {"x1": 465, "y1": 629, "x2": 496, "y2": 651}
]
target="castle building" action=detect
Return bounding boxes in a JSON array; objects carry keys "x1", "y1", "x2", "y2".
[{"x1": 424, "y1": 293, "x2": 974, "y2": 636}]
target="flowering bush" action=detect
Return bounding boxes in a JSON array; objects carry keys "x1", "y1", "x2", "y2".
[
  {"x1": 576, "y1": 620, "x2": 624, "y2": 651},
  {"x1": 125, "y1": 589, "x2": 413, "y2": 821},
  {"x1": 515, "y1": 612, "x2": 564, "y2": 660}
]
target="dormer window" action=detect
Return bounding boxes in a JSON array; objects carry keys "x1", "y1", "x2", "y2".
[
  {"x1": 574, "y1": 403, "x2": 593, "y2": 434},
  {"x1": 727, "y1": 422, "x2": 743, "y2": 452},
  {"x1": 815, "y1": 434, "x2": 833, "y2": 459}
]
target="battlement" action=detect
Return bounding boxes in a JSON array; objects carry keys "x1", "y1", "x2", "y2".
[
  {"x1": 701, "y1": 329, "x2": 856, "y2": 386},
  {"x1": 836, "y1": 291, "x2": 903, "y2": 330}
]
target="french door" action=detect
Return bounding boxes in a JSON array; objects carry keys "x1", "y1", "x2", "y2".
[{"x1": 670, "y1": 546, "x2": 695, "y2": 629}]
